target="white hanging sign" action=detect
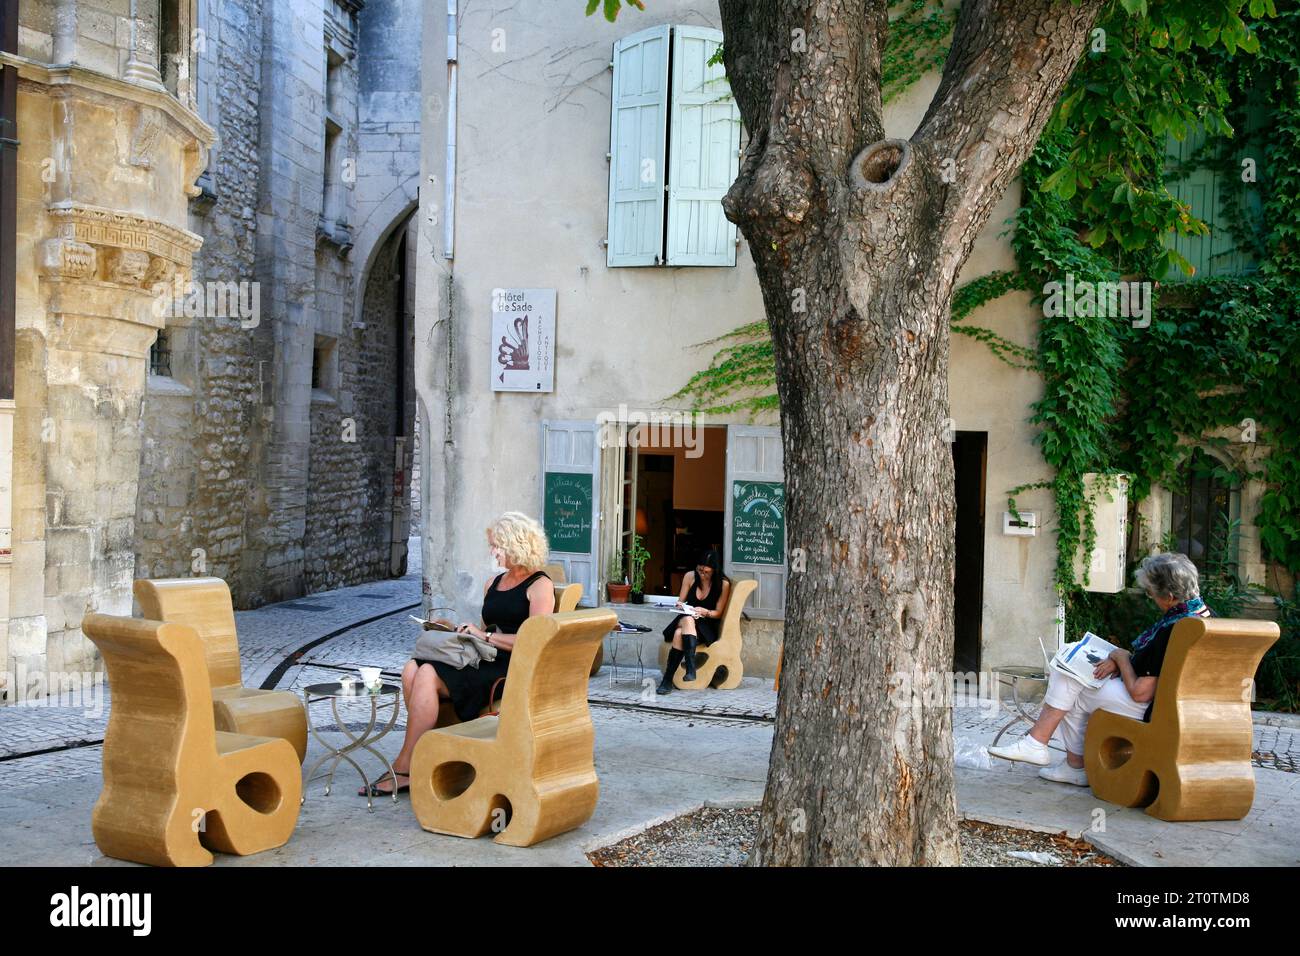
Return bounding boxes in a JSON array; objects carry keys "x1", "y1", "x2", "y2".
[{"x1": 490, "y1": 288, "x2": 555, "y2": 392}]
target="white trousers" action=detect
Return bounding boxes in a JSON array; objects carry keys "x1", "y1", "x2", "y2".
[{"x1": 1042, "y1": 671, "x2": 1148, "y2": 756}]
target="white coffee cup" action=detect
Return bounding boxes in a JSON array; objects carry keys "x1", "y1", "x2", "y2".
[
  {"x1": 359, "y1": 666, "x2": 382, "y2": 690},
  {"x1": 339, "y1": 675, "x2": 357, "y2": 693}
]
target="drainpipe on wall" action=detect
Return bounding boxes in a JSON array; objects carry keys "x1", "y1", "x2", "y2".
[
  {"x1": 1, "y1": 0, "x2": 20, "y2": 696},
  {"x1": 0, "y1": 0, "x2": 15, "y2": 403},
  {"x1": 443, "y1": 0, "x2": 456, "y2": 260},
  {"x1": 51, "y1": 0, "x2": 76, "y2": 64}
]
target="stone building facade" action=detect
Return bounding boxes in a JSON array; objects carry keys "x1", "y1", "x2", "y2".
[
  {"x1": 3, "y1": 0, "x2": 211, "y2": 702},
  {"x1": 133, "y1": 0, "x2": 422, "y2": 608},
  {"x1": 2, "y1": 0, "x2": 422, "y2": 702},
  {"x1": 411, "y1": 1, "x2": 1282, "y2": 680}
]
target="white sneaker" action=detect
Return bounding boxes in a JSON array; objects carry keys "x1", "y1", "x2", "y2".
[
  {"x1": 987, "y1": 735, "x2": 1053, "y2": 766},
  {"x1": 1039, "y1": 761, "x2": 1090, "y2": 786}
]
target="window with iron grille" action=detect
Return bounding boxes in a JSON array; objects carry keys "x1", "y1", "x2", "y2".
[
  {"x1": 1168, "y1": 448, "x2": 1239, "y2": 573},
  {"x1": 149, "y1": 332, "x2": 172, "y2": 377}
]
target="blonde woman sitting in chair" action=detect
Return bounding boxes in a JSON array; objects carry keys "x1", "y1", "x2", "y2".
[{"x1": 361, "y1": 512, "x2": 555, "y2": 797}]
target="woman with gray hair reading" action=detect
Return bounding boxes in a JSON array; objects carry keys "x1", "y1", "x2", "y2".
[{"x1": 988, "y1": 552, "x2": 1211, "y2": 785}]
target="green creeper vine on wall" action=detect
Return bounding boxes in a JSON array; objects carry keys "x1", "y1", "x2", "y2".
[{"x1": 675, "y1": 0, "x2": 1300, "y2": 707}]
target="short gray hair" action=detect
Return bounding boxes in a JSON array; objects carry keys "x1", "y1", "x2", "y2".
[{"x1": 1134, "y1": 552, "x2": 1200, "y2": 602}]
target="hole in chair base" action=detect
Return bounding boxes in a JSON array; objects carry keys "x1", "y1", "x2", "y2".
[
  {"x1": 235, "y1": 772, "x2": 282, "y2": 814},
  {"x1": 1133, "y1": 770, "x2": 1160, "y2": 808},
  {"x1": 710, "y1": 665, "x2": 729, "y2": 689},
  {"x1": 1098, "y1": 736, "x2": 1134, "y2": 771},
  {"x1": 432, "y1": 761, "x2": 477, "y2": 800},
  {"x1": 489, "y1": 794, "x2": 513, "y2": 835}
]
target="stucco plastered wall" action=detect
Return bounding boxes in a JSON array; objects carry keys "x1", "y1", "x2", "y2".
[{"x1": 415, "y1": 1, "x2": 1060, "y2": 676}]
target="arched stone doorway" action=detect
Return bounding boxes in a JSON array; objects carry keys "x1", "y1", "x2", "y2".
[{"x1": 302, "y1": 210, "x2": 417, "y2": 589}]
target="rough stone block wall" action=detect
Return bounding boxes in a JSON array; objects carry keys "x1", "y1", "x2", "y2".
[
  {"x1": 304, "y1": 234, "x2": 406, "y2": 592},
  {"x1": 136, "y1": 0, "x2": 261, "y2": 590}
]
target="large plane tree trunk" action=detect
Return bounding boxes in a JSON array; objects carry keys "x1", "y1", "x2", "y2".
[{"x1": 717, "y1": 0, "x2": 1104, "y2": 865}]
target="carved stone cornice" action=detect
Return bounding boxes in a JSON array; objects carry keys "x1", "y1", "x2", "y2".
[
  {"x1": 38, "y1": 239, "x2": 97, "y2": 280},
  {"x1": 46, "y1": 202, "x2": 203, "y2": 272},
  {"x1": 0, "y1": 53, "x2": 214, "y2": 150}
]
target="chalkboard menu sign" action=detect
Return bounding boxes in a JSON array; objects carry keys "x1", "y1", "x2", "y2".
[
  {"x1": 731, "y1": 480, "x2": 785, "y2": 565},
  {"x1": 543, "y1": 472, "x2": 593, "y2": 553}
]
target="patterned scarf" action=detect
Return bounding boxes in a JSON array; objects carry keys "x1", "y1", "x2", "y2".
[{"x1": 1132, "y1": 596, "x2": 1210, "y2": 652}]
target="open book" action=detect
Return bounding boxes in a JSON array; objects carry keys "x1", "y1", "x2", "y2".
[{"x1": 1049, "y1": 631, "x2": 1120, "y2": 689}]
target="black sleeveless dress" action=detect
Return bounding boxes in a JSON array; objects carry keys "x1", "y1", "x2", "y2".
[
  {"x1": 419, "y1": 570, "x2": 549, "y2": 721},
  {"x1": 662, "y1": 574, "x2": 726, "y2": 646}
]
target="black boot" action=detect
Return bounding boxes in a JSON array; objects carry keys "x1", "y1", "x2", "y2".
[
  {"x1": 658, "y1": 648, "x2": 683, "y2": 694},
  {"x1": 683, "y1": 635, "x2": 698, "y2": 682}
]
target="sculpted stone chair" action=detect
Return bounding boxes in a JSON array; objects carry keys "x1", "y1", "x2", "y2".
[
  {"x1": 410, "y1": 608, "x2": 617, "y2": 847},
  {"x1": 82, "y1": 613, "x2": 302, "y2": 867},
  {"x1": 1084, "y1": 616, "x2": 1280, "y2": 822},
  {"x1": 546, "y1": 563, "x2": 602, "y2": 676},
  {"x1": 551, "y1": 580, "x2": 605, "y2": 677},
  {"x1": 658, "y1": 578, "x2": 757, "y2": 690},
  {"x1": 134, "y1": 577, "x2": 308, "y2": 761}
]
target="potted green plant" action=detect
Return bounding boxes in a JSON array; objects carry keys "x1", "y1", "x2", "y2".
[
  {"x1": 607, "y1": 547, "x2": 630, "y2": 603},
  {"x1": 627, "y1": 534, "x2": 650, "y2": 604}
]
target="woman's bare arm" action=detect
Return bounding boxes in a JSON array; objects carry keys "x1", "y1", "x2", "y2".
[
  {"x1": 676, "y1": 572, "x2": 694, "y2": 605},
  {"x1": 708, "y1": 579, "x2": 732, "y2": 619},
  {"x1": 1111, "y1": 649, "x2": 1157, "y2": 703}
]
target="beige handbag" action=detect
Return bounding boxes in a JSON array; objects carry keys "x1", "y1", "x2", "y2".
[{"x1": 413, "y1": 624, "x2": 497, "y2": 670}]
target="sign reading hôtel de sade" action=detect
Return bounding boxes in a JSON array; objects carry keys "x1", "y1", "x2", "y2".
[{"x1": 490, "y1": 288, "x2": 555, "y2": 392}]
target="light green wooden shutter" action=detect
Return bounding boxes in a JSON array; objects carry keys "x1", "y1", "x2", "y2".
[
  {"x1": 541, "y1": 420, "x2": 601, "y2": 606},
  {"x1": 1164, "y1": 115, "x2": 1260, "y2": 280},
  {"x1": 607, "y1": 26, "x2": 670, "y2": 267},
  {"x1": 724, "y1": 426, "x2": 786, "y2": 619},
  {"x1": 665, "y1": 26, "x2": 740, "y2": 267}
]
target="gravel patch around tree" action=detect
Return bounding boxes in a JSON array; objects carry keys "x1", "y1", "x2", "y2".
[{"x1": 587, "y1": 806, "x2": 1121, "y2": 867}]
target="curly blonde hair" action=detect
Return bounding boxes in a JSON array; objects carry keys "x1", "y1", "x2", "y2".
[{"x1": 486, "y1": 511, "x2": 550, "y2": 571}]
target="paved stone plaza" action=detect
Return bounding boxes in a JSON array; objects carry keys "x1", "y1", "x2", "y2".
[{"x1": 1, "y1": 544, "x2": 1297, "y2": 866}]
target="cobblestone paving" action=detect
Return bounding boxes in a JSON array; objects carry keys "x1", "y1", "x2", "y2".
[
  {"x1": 0, "y1": 543, "x2": 424, "y2": 762},
  {"x1": 4, "y1": 536, "x2": 1298, "y2": 791}
]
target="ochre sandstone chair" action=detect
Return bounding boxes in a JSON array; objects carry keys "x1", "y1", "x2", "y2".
[
  {"x1": 1084, "y1": 616, "x2": 1280, "y2": 822},
  {"x1": 135, "y1": 577, "x2": 308, "y2": 761},
  {"x1": 555, "y1": 581, "x2": 582, "y2": 613},
  {"x1": 551, "y1": 580, "x2": 604, "y2": 677},
  {"x1": 410, "y1": 608, "x2": 617, "y2": 847},
  {"x1": 82, "y1": 613, "x2": 302, "y2": 867},
  {"x1": 657, "y1": 578, "x2": 757, "y2": 690}
]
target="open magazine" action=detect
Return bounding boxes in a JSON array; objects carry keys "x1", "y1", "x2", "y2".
[{"x1": 1048, "y1": 631, "x2": 1120, "y2": 689}]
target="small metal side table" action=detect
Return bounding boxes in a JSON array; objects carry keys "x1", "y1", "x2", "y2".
[
  {"x1": 605, "y1": 628, "x2": 647, "y2": 686},
  {"x1": 990, "y1": 665, "x2": 1053, "y2": 749},
  {"x1": 302, "y1": 682, "x2": 401, "y2": 812}
]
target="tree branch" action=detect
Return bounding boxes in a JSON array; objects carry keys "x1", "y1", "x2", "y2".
[
  {"x1": 913, "y1": 0, "x2": 1106, "y2": 280},
  {"x1": 720, "y1": 0, "x2": 889, "y2": 234}
]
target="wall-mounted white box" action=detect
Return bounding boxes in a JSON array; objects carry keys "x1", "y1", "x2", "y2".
[{"x1": 1003, "y1": 511, "x2": 1038, "y2": 536}]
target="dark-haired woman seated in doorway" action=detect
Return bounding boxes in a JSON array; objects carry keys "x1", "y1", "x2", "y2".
[{"x1": 657, "y1": 549, "x2": 731, "y2": 695}]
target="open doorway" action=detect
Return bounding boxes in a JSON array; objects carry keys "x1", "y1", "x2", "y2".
[
  {"x1": 952, "y1": 431, "x2": 987, "y2": 673},
  {"x1": 623, "y1": 425, "x2": 727, "y2": 598}
]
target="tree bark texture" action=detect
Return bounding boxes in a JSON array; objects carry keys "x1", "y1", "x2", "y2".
[{"x1": 718, "y1": 0, "x2": 1104, "y2": 865}]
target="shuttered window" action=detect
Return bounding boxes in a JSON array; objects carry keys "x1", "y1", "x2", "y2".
[
  {"x1": 607, "y1": 25, "x2": 740, "y2": 268},
  {"x1": 1163, "y1": 107, "x2": 1264, "y2": 280}
]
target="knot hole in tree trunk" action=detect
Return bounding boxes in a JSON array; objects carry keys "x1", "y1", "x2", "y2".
[{"x1": 850, "y1": 139, "x2": 912, "y2": 193}]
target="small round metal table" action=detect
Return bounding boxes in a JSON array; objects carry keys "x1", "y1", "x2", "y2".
[
  {"x1": 990, "y1": 665, "x2": 1051, "y2": 748},
  {"x1": 301, "y1": 681, "x2": 401, "y2": 812},
  {"x1": 605, "y1": 628, "x2": 647, "y2": 686}
]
